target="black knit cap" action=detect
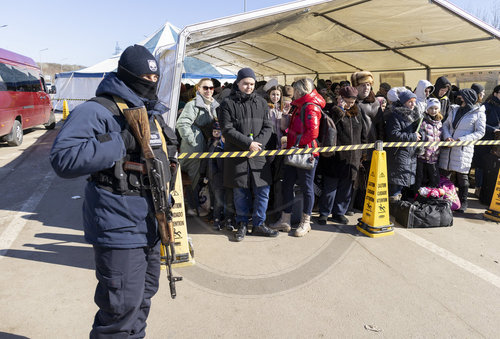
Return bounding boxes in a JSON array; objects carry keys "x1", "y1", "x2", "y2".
[
  {"x1": 471, "y1": 83, "x2": 485, "y2": 95},
  {"x1": 235, "y1": 67, "x2": 256, "y2": 84},
  {"x1": 117, "y1": 45, "x2": 159, "y2": 100},
  {"x1": 118, "y1": 44, "x2": 159, "y2": 77},
  {"x1": 459, "y1": 88, "x2": 478, "y2": 106}
]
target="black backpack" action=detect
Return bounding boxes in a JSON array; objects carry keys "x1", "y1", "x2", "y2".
[{"x1": 300, "y1": 103, "x2": 337, "y2": 157}]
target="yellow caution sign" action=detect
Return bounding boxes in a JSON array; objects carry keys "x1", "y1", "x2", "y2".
[
  {"x1": 484, "y1": 168, "x2": 500, "y2": 222},
  {"x1": 62, "y1": 100, "x2": 70, "y2": 120},
  {"x1": 357, "y1": 141, "x2": 394, "y2": 237},
  {"x1": 163, "y1": 163, "x2": 195, "y2": 268}
]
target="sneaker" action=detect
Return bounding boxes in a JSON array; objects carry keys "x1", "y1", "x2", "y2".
[
  {"x1": 317, "y1": 215, "x2": 328, "y2": 225},
  {"x1": 455, "y1": 202, "x2": 468, "y2": 213},
  {"x1": 225, "y1": 218, "x2": 235, "y2": 231},
  {"x1": 252, "y1": 224, "x2": 279, "y2": 237},
  {"x1": 198, "y1": 208, "x2": 209, "y2": 217},
  {"x1": 330, "y1": 214, "x2": 348, "y2": 224},
  {"x1": 213, "y1": 219, "x2": 222, "y2": 231},
  {"x1": 474, "y1": 187, "x2": 481, "y2": 198},
  {"x1": 186, "y1": 208, "x2": 197, "y2": 217},
  {"x1": 345, "y1": 211, "x2": 354, "y2": 216}
]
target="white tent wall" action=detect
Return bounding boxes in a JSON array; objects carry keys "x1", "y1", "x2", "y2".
[
  {"x1": 53, "y1": 73, "x2": 106, "y2": 111},
  {"x1": 53, "y1": 22, "x2": 180, "y2": 111},
  {"x1": 157, "y1": 48, "x2": 177, "y2": 118},
  {"x1": 162, "y1": 0, "x2": 500, "y2": 128}
]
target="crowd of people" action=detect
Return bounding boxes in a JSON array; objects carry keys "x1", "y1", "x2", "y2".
[
  {"x1": 176, "y1": 67, "x2": 500, "y2": 241},
  {"x1": 47, "y1": 43, "x2": 499, "y2": 336}
]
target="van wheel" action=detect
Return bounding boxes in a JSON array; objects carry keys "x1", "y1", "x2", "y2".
[
  {"x1": 44, "y1": 111, "x2": 56, "y2": 130},
  {"x1": 7, "y1": 120, "x2": 23, "y2": 146}
]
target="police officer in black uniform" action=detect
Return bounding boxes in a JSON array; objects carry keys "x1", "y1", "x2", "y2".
[{"x1": 50, "y1": 45, "x2": 178, "y2": 338}]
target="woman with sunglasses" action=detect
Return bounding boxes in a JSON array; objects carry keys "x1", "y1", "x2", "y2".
[{"x1": 176, "y1": 78, "x2": 219, "y2": 216}]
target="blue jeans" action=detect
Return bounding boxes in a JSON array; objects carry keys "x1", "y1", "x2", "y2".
[
  {"x1": 233, "y1": 183, "x2": 270, "y2": 226},
  {"x1": 282, "y1": 158, "x2": 318, "y2": 215},
  {"x1": 319, "y1": 175, "x2": 353, "y2": 217}
]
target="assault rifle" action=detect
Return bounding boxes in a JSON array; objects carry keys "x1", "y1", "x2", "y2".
[{"x1": 122, "y1": 106, "x2": 182, "y2": 299}]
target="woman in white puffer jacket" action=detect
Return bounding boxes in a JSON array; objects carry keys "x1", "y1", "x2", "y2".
[{"x1": 439, "y1": 88, "x2": 486, "y2": 212}]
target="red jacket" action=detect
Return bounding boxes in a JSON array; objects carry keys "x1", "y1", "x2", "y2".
[{"x1": 286, "y1": 89, "x2": 325, "y2": 156}]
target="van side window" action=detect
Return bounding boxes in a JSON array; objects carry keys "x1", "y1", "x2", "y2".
[
  {"x1": 0, "y1": 63, "x2": 18, "y2": 91},
  {"x1": 26, "y1": 68, "x2": 42, "y2": 92},
  {"x1": 0, "y1": 63, "x2": 42, "y2": 92}
]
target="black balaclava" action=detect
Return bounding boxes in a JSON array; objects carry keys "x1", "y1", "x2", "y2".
[{"x1": 117, "y1": 44, "x2": 160, "y2": 100}]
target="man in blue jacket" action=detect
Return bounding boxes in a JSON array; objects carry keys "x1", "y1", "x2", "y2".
[{"x1": 50, "y1": 45, "x2": 178, "y2": 338}]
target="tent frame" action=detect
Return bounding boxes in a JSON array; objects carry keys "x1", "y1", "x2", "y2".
[{"x1": 166, "y1": 0, "x2": 500, "y2": 127}]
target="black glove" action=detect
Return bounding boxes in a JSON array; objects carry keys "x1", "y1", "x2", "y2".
[{"x1": 120, "y1": 129, "x2": 139, "y2": 152}]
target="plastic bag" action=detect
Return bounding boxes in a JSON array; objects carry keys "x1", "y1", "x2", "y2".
[
  {"x1": 439, "y1": 175, "x2": 461, "y2": 211},
  {"x1": 198, "y1": 184, "x2": 211, "y2": 216}
]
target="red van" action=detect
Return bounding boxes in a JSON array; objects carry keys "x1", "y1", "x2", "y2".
[{"x1": 0, "y1": 48, "x2": 55, "y2": 146}]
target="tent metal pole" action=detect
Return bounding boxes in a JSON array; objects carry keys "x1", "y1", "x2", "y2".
[
  {"x1": 318, "y1": 0, "x2": 372, "y2": 16},
  {"x1": 431, "y1": 64, "x2": 500, "y2": 70},
  {"x1": 190, "y1": 9, "x2": 310, "y2": 54},
  {"x1": 218, "y1": 47, "x2": 281, "y2": 76},
  {"x1": 192, "y1": 52, "x2": 250, "y2": 74},
  {"x1": 316, "y1": 14, "x2": 431, "y2": 71},
  {"x1": 240, "y1": 41, "x2": 317, "y2": 74},
  {"x1": 394, "y1": 37, "x2": 496, "y2": 50},
  {"x1": 430, "y1": 0, "x2": 500, "y2": 39},
  {"x1": 321, "y1": 36, "x2": 495, "y2": 53},
  {"x1": 276, "y1": 32, "x2": 361, "y2": 71},
  {"x1": 168, "y1": 29, "x2": 191, "y2": 128}
]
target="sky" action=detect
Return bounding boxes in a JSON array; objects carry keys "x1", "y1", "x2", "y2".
[{"x1": 1, "y1": 0, "x2": 497, "y2": 68}]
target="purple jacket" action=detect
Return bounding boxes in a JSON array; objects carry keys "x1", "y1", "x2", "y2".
[{"x1": 418, "y1": 116, "x2": 442, "y2": 164}]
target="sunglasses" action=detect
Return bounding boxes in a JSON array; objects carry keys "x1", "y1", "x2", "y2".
[{"x1": 202, "y1": 86, "x2": 214, "y2": 90}]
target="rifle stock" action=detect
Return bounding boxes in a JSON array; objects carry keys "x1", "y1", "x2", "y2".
[
  {"x1": 122, "y1": 106, "x2": 181, "y2": 299},
  {"x1": 123, "y1": 106, "x2": 155, "y2": 160}
]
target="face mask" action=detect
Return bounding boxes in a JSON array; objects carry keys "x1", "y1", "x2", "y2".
[{"x1": 118, "y1": 65, "x2": 158, "y2": 100}]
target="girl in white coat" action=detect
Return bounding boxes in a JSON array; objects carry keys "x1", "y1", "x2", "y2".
[{"x1": 439, "y1": 89, "x2": 486, "y2": 212}]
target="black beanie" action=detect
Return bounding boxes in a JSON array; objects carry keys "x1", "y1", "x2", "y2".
[
  {"x1": 471, "y1": 83, "x2": 484, "y2": 95},
  {"x1": 117, "y1": 45, "x2": 159, "y2": 100},
  {"x1": 235, "y1": 67, "x2": 256, "y2": 84},
  {"x1": 118, "y1": 45, "x2": 159, "y2": 77},
  {"x1": 459, "y1": 88, "x2": 478, "y2": 106}
]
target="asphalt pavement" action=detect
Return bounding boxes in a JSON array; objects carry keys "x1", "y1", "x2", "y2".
[{"x1": 0, "y1": 117, "x2": 499, "y2": 338}]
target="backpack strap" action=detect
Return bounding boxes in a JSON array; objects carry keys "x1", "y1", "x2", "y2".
[
  {"x1": 88, "y1": 95, "x2": 121, "y2": 116},
  {"x1": 296, "y1": 102, "x2": 322, "y2": 146}
]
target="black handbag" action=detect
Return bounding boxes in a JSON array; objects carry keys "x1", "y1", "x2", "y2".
[{"x1": 284, "y1": 135, "x2": 315, "y2": 170}]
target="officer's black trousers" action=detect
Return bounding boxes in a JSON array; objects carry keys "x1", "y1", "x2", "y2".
[{"x1": 90, "y1": 242, "x2": 161, "y2": 339}]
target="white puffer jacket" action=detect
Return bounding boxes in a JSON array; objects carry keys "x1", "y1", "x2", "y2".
[{"x1": 439, "y1": 104, "x2": 486, "y2": 173}]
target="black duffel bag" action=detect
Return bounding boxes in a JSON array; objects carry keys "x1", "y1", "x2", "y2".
[{"x1": 390, "y1": 198, "x2": 453, "y2": 228}]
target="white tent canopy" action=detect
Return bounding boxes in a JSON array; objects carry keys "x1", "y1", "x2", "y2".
[
  {"x1": 54, "y1": 22, "x2": 180, "y2": 111},
  {"x1": 159, "y1": 0, "x2": 500, "y2": 127},
  {"x1": 54, "y1": 22, "x2": 235, "y2": 110}
]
